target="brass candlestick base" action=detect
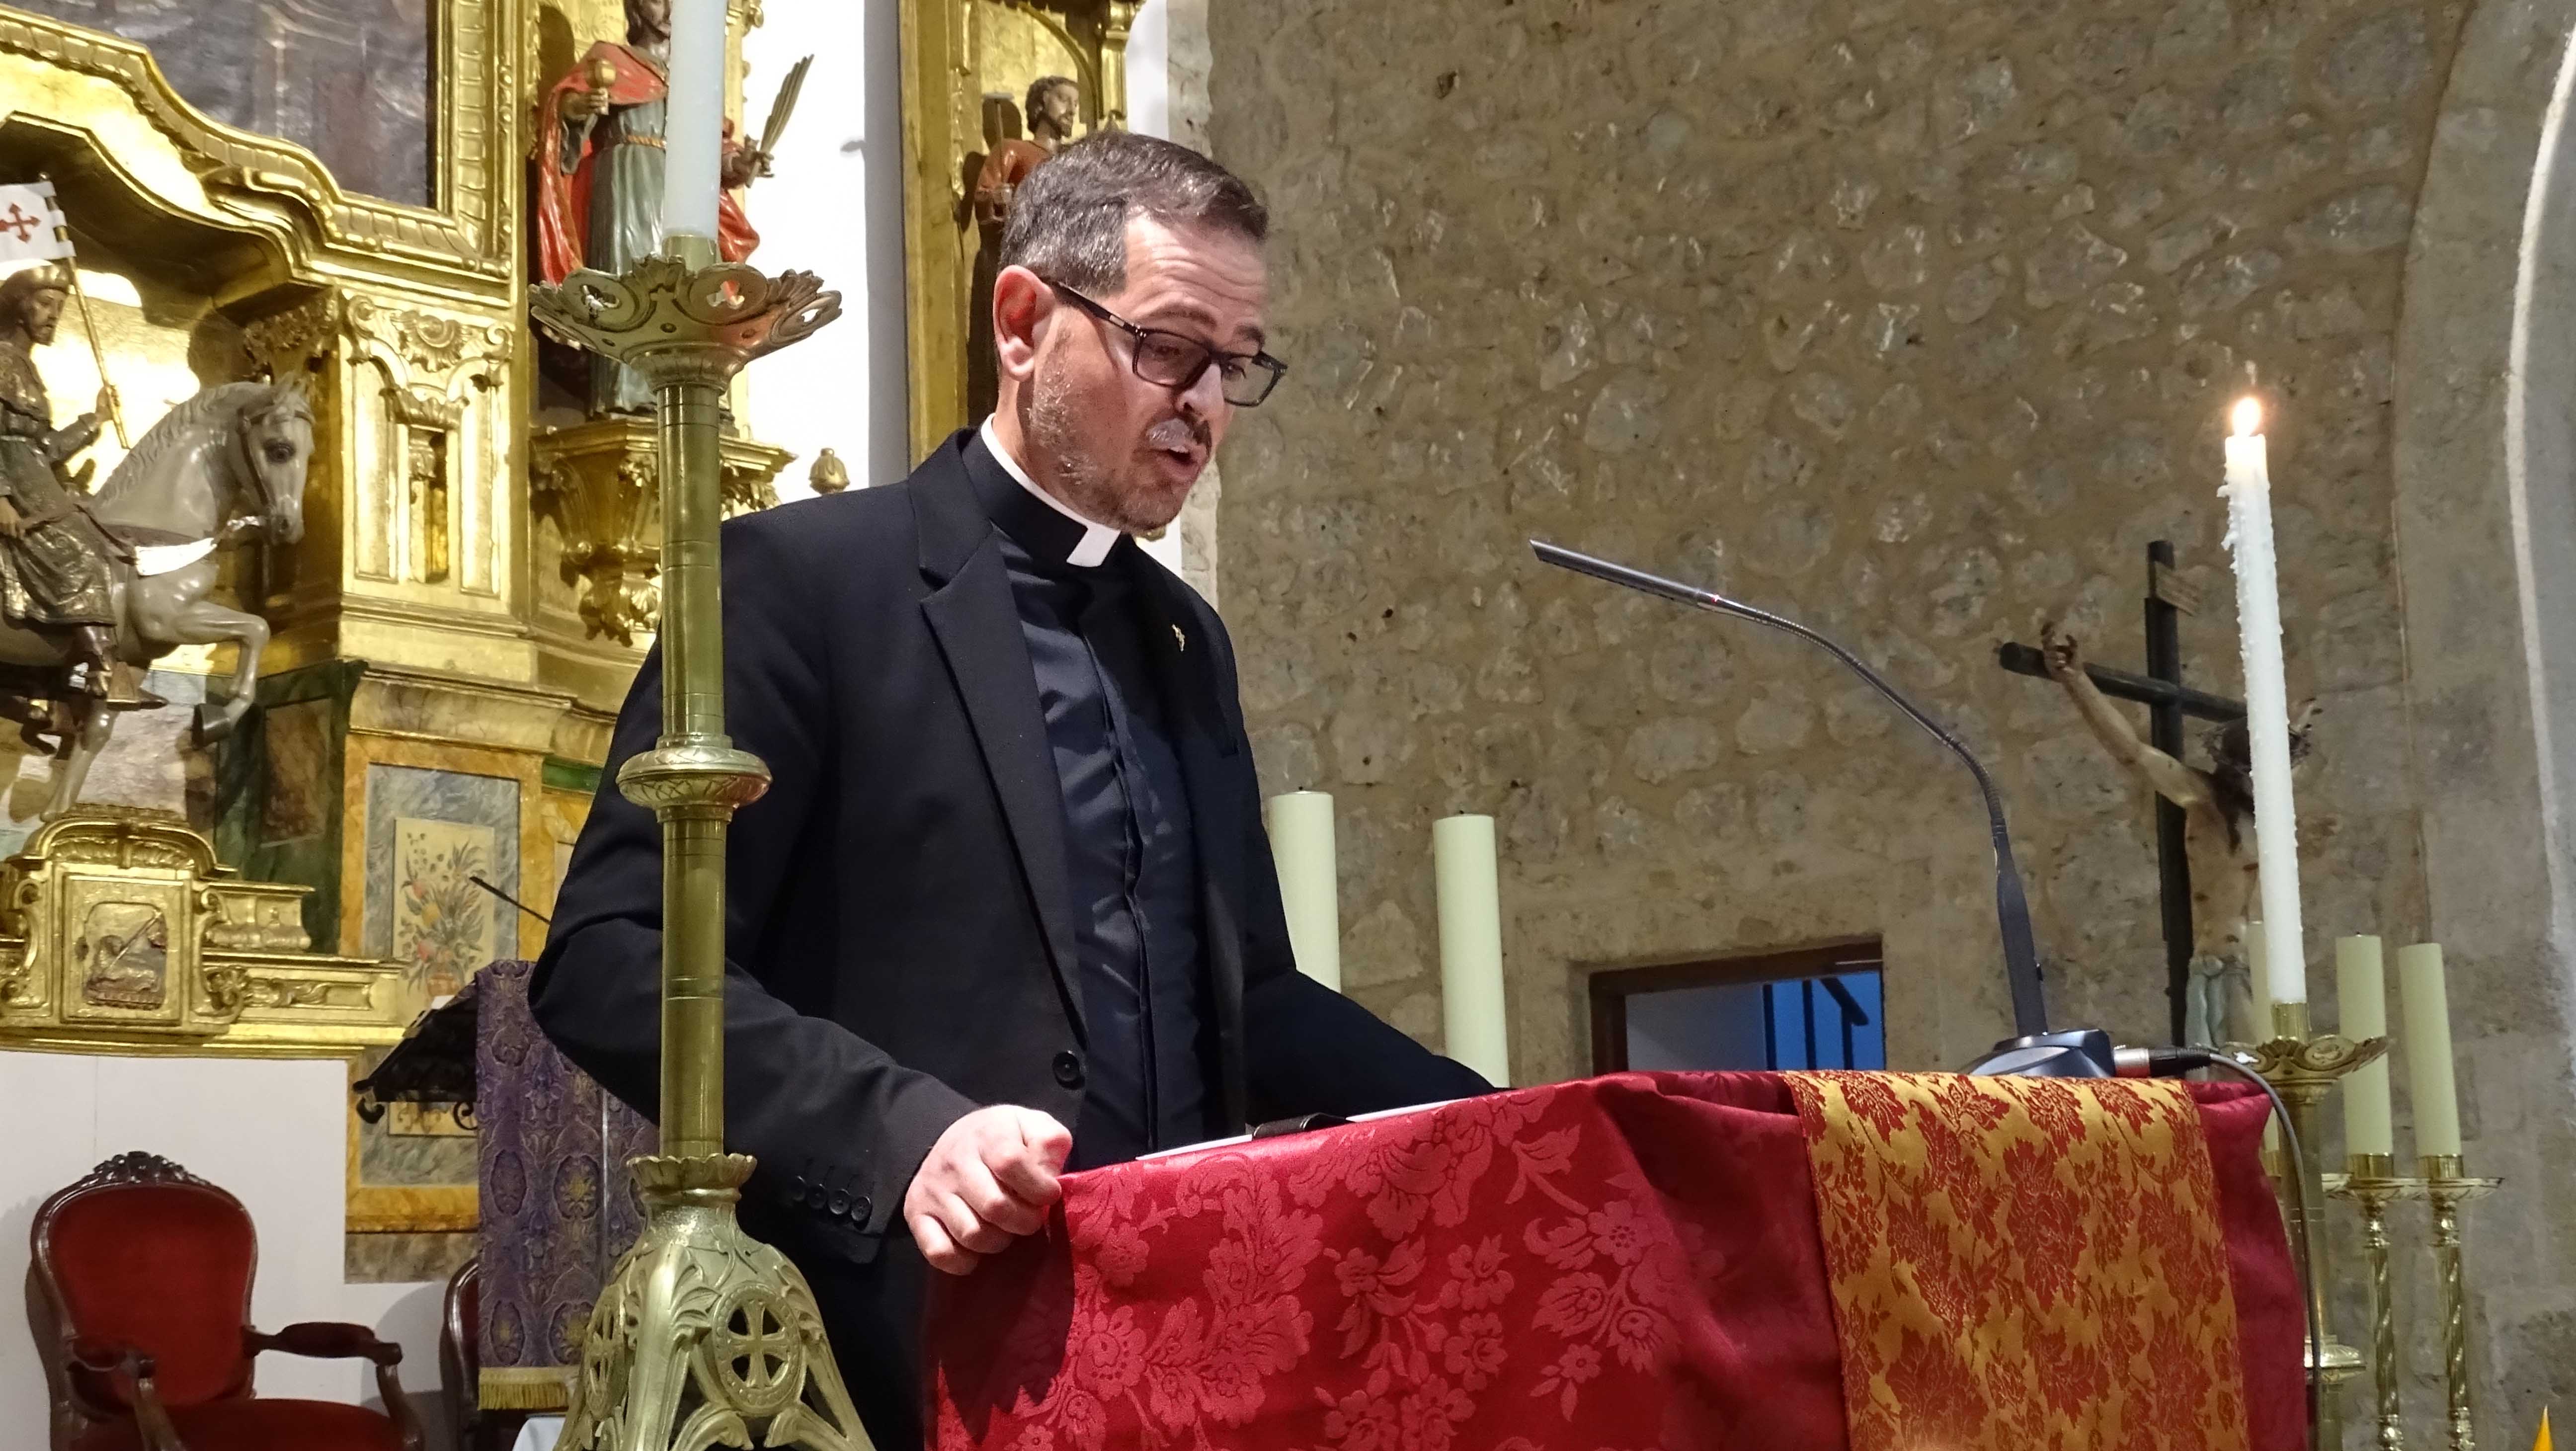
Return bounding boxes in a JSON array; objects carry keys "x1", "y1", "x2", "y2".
[
  {"x1": 2237, "y1": 999, "x2": 2388, "y2": 1450},
  {"x1": 533, "y1": 243, "x2": 853, "y2": 1451},
  {"x1": 564, "y1": 1156, "x2": 869, "y2": 1450},
  {"x1": 2331, "y1": 1152, "x2": 2421, "y2": 1450},
  {"x1": 2421, "y1": 1154, "x2": 2498, "y2": 1451}
]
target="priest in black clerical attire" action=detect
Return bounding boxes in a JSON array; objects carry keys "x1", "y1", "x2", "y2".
[{"x1": 533, "y1": 132, "x2": 1490, "y2": 1450}]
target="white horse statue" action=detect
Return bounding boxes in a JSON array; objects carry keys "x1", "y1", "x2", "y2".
[{"x1": 0, "y1": 379, "x2": 314, "y2": 818}]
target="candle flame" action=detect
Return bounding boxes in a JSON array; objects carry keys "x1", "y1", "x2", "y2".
[{"x1": 2232, "y1": 397, "x2": 2263, "y2": 437}]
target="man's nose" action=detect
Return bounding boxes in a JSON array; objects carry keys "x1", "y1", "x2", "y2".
[{"x1": 1176, "y1": 358, "x2": 1227, "y2": 422}]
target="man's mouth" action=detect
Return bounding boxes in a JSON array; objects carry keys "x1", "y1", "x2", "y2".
[{"x1": 1146, "y1": 419, "x2": 1208, "y2": 472}]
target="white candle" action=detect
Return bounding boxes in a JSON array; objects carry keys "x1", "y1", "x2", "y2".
[
  {"x1": 2336, "y1": 936, "x2": 2395, "y2": 1158},
  {"x1": 1264, "y1": 792, "x2": 1342, "y2": 991},
  {"x1": 659, "y1": 0, "x2": 726, "y2": 242},
  {"x1": 2221, "y1": 398, "x2": 2309, "y2": 1005},
  {"x1": 1433, "y1": 814, "x2": 1510, "y2": 1087},
  {"x1": 2396, "y1": 943, "x2": 2462, "y2": 1158}
]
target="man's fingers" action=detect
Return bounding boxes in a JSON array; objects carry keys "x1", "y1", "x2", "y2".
[
  {"x1": 959, "y1": 1157, "x2": 1046, "y2": 1236},
  {"x1": 911, "y1": 1214, "x2": 980, "y2": 1276},
  {"x1": 1017, "y1": 1109, "x2": 1075, "y2": 1170},
  {"x1": 989, "y1": 1142, "x2": 1062, "y2": 1207},
  {"x1": 940, "y1": 1192, "x2": 1014, "y2": 1254}
]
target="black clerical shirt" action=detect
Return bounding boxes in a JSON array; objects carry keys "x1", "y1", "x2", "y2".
[{"x1": 961, "y1": 427, "x2": 1212, "y2": 1168}]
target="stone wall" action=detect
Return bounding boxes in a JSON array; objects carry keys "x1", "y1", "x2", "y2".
[{"x1": 1209, "y1": 0, "x2": 2572, "y2": 1432}]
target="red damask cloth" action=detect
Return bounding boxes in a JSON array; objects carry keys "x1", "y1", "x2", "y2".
[{"x1": 925, "y1": 1073, "x2": 2300, "y2": 1451}]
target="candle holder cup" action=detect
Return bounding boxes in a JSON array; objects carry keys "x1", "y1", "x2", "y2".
[{"x1": 532, "y1": 238, "x2": 865, "y2": 1451}]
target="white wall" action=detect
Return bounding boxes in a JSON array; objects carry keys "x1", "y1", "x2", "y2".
[
  {"x1": 740, "y1": 0, "x2": 910, "y2": 497},
  {"x1": 0, "y1": 1052, "x2": 448, "y2": 1440}
]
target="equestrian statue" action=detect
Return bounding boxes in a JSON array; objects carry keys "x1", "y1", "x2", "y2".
[{"x1": 0, "y1": 266, "x2": 313, "y2": 819}]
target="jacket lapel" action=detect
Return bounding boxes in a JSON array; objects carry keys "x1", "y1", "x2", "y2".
[{"x1": 913, "y1": 443, "x2": 1088, "y2": 1042}]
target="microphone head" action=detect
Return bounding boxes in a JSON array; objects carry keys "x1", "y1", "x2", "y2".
[{"x1": 1964, "y1": 1028, "x2": 2115, "y2": 1078}]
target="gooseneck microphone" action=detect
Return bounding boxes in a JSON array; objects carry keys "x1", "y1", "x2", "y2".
[{"x1": 1530, "y1": 540, "x2": 2107, "y2": 1077}]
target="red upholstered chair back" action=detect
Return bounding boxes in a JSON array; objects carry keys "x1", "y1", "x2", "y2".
[{"x1": 31, "y1": 1152, "x2": 259, "y2": 1414}]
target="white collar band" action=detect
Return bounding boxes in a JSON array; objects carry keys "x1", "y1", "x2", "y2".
[{"x1": 978, "y1": 417, "x2": 1121, "y2": 568}]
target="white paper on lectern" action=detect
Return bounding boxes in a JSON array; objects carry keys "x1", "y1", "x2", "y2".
[{"x1": 1135, "y1": 1099, "x2": 1463, "y2": 1163}]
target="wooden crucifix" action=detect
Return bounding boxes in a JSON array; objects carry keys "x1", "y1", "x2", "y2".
[{"x1": 1997, "y1": 541, "x2": 2247, "y2": 1045}]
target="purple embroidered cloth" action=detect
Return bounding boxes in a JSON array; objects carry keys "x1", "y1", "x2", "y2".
[{"x1": 474, "y1": 959, "x2": 652, "y2": 1411}]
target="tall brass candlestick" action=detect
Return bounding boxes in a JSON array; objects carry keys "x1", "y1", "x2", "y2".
[
  {"x1": 2242, "y1": 999, "x2": 2386, "y2": 1451},
  {"x1": 2332, "y1": 1153, "x2": 2416, "y2": 1450},
  {"x1": 533, "y1": 240, "x2": 867, "y2": 1451},
  {"x1": 2421, "y1": 1154, "x2": 2498, "y2": 1451}
]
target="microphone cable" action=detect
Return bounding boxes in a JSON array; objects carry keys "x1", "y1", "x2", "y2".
[{"x1": 2121, "y1": 1045, "x2": 2320, "y2": 1451}]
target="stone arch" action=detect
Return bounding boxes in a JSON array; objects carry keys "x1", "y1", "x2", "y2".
[{"x1": 2391, "y1": 0, "x2": 2576, "y2": 1423}]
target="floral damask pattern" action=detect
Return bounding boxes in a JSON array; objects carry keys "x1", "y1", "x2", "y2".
[
  {"x1": 1785, "y1": 1072, "x2": 2251, "y2": 1451},
  {"x1": 928, "y1": 1074, "x2": 2290, "y2": 1451}
]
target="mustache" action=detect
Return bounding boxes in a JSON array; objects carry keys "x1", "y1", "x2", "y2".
[{"x1": 1146, "y1": 416, "x2": 1209, "y2": 454}]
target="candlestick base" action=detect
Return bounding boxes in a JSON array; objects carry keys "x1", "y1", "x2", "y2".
[{"x1": 560, "y1": 1155, "x2": 873, "y2": 1451}]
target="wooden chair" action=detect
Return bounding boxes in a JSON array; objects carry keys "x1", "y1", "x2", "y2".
[{"x1": 28, "y1": 1151, "x2": 427, "y2": 1451}]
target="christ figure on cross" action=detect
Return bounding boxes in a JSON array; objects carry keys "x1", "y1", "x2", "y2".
[{"x1": 2042, "y1": 626, "x2": 2321, "y2": 1048}]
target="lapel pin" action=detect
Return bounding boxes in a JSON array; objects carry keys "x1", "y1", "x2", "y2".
[{"x1": 1172, "y1": 624, "x2": 1187, "y2": 652}]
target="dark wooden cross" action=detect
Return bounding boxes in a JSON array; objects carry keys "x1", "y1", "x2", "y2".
[{"x1": 1996, "y1": 541, "x2": 2246, "y2": 1043}]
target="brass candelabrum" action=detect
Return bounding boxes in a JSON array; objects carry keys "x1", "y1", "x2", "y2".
[
  {"x1": 2246, "y1": 1003, "x2": 2502, "y2": 1451},
  {"x1": 2323, "y1": 1155, "x2": 2500, "y2": 1451},
  {"x1": 531, "y1": 239, "x2": 867, "y2": 1451},
  {"x1": 2238, "y1": 1000, "x2": 2385, "y2": 1451}
]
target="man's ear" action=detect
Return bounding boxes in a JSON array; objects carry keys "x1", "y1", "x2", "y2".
[{"x1": 992, "y1": 265, "x2": 1052, "y2": 387}]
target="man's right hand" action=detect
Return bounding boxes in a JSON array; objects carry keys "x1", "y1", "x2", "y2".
[
  {"x1": 0, "y1": 498, "x2": 25, "y2": 539},
  {"x1": 561, "y1": 86, "x2": 609, "y2": 122},
  {"x1": 903, "y1": 1105, "x2": 1072, "y2": 1276}
]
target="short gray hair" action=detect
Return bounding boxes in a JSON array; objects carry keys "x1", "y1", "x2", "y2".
[{"x1": 999, "y1": 132, "x2": 1268, "y2": 295}]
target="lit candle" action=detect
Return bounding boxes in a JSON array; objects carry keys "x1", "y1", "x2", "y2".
[
  {"x1": 2396, "y1": 943, "x2": 2462, "y2": 1158},
  {"x1": 2336, "y1": 936, "x2": 2394, "y2": 1158},
  {"x1": 2221, "y1": 398, "x2": 2308, "y2": 1005},
  {"x1": 1264, "y1": 792, "x2": 1342, "y2": 991},
  {"x1": 659, "y1": 0, "x2": 726, "y2": 242},
  {"x1": 1434, "y1": 814, "x2": 1510, "y2": 1087}
]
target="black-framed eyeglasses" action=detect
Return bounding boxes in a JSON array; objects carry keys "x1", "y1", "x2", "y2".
[{"x1": 1046, "y1": 281, "x2": 1288, "y2": 407}]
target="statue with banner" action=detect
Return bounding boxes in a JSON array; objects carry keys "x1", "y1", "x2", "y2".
[{"x1": 0, "y1": 265, "x2": 141, "y2": 712}]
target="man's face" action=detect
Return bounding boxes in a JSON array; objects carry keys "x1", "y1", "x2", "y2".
[
  {"x1": 1037, "y1": 83, "x2": 1079, "y2": 137},
  {"x1": 629, "y1": 0, "x2": 670, "y2": 42},
  {"x1": 19, "y1": 288, "x2": 64, "y2": 345},
  {"x1": 1021, "y1": 216, "x2": 1266, "y2": 535}
]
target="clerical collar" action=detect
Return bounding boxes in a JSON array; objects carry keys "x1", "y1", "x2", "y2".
[{"x1": 972, "y1": 417, "x2": 1121, "y2": 568}]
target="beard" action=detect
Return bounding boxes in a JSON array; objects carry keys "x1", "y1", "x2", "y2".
[{"x1": 1024, "y1": 366, "x2": 1205, "y2": 535}]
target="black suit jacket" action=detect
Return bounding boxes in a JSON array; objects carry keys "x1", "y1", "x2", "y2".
[{"x1": 533, "y1": 434, "x2": 1485, "y2": 1436}]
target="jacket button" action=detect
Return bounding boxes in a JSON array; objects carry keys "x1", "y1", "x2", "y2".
[
  {"x1": 828, "y1": 1191, "x2": 849, "y2": 1217},
  {"x1": 789, "y1": 1175, "x2": 809, "y2": 1198},
  {"x1": 850, "y1": 1195, "x2": 872, "y2": 1223},
  {"x1": 806, "y1": 1184, "x2": 828, "y2": 1210},
  {"x1": 1052, "y1": 1050, "x2": 1085, "y2": 1089}
]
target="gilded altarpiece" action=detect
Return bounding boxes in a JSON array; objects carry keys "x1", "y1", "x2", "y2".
[
  {"x1": 901, "y1": 0, "x2": 1136, "y2": 455},
  {"x1": 1, "y1": 0, "x2": 597, "y2": 1277}
]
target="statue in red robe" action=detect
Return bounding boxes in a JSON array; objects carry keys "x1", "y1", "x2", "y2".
[{"x1": 535, "y1": 0, "x2": 763, "y2": 413}]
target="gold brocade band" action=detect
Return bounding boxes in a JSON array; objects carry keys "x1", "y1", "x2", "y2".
[
  {"x1": 1787, "y1": 1072, "x2": 2252, "y2": 1451},
  {"x1": 479, "y1": 1367, "x2": 573, "y2": 1411}
]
